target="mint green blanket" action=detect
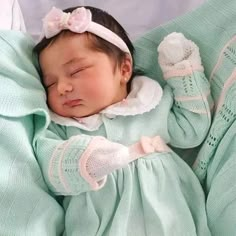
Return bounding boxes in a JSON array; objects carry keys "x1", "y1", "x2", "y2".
[
  {"x1": 0, "y1": 31, "x2": 64, "y2": 235},
  {"x1": 0, "y1": 0, "x2": 236, "y2": 234},
  {"x1": 134, "y1": 0, "x2": 236, "y2": 235}
]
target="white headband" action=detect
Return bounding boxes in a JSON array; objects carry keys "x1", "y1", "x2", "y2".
[{"x1": 42, "y1": 7, "x2": 131, "y2": 56}]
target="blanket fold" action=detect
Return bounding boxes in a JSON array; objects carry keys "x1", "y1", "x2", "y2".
[{"x1": 0, "y1": 31, "x2": 64, "y2": 236}]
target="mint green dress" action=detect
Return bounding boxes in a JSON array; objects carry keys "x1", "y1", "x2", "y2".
[{"x1": 35, "y1": 73, "x2": 212, "y2": 235}]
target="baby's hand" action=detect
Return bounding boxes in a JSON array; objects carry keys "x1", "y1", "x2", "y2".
[
  {"x1": 157, "y1": 32, "x2": 202, "y2": 76},
  {"x1": 158, "y1": 32, "x2": 188, "y2": 64}
]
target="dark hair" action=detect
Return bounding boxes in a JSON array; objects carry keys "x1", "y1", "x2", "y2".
[{"x1": 34, "y1": 6, "x2": 142, "y2": 90}]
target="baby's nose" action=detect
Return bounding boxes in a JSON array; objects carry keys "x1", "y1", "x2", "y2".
[{"x1": 57, "y1": 81, "x2": 73, "y2": 95}]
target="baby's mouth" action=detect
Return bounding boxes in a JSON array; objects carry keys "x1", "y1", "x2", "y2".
[{"x1": 64, "y1": 99, "x2": 82, "y2": 107}]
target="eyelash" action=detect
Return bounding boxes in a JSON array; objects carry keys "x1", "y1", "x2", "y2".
[
  {"x1": 71, "y1": 67, "x2": 87, "y2": 77},
  {"x1": 72, "y1": 64, "x2": 93, "y2": 77},
  {"x1": 71, "y1": 70, "x2": 82, "y2": 77},
  {"x1": 45, "y1": 82, "x2": 56, "y2": 89}
]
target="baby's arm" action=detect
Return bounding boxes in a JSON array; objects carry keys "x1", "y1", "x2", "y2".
[
  {"x1": 34, "y1": 126, "x2": 151, "y2": 195},
  {"x1": 158, "y1": 32, "x2": 212, "y2": 148}
]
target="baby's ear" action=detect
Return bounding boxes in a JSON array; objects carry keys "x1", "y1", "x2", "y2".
[{"x1": 120, "y1": 54, "x2": 133, "y2": 83}]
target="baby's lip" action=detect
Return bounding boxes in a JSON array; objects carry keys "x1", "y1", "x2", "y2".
[{"x1": 64, "y1": 99, "x2": 82, "y2": 107}]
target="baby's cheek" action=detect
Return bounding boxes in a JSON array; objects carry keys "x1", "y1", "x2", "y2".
[
  {"x1": 47, "y1": 93, "x2": 61, "y2": 110},
  {"x1": 47, "y1": 95, "x2": 54, "y2": 108},
  {"x1": 90, "y1": 89, "x2": 106, "y2": 101},
  {"x1": 84, "y1": 78, "x2": 113, "y2": 104},
  {"x1": 86, "y1": 82, "x2": 102, "y2": 97}
]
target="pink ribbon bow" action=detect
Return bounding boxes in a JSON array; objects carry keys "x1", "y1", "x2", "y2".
[
  {"x1": 43, "y1": 7, "x2": 92, "y2": 38},
  {"x1": 140, "y1": 136, "x2": 170, "y2": 154}
]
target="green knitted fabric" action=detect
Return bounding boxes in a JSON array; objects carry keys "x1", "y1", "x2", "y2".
[
  {"x1": 0, "y1": 31, "x2": 64, "y2": 235},
  {"x1": 134, "y1": 0, "x2": 236, "y2": 86},
  {"x1": 133, "y1": 0, "x2": 236, "y2": 234},
  {"x1": 1, "y1": 0, "x2": 236, "y2": 234}
]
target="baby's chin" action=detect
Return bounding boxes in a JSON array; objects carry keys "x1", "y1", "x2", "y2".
[
  {"x1": 73, "y1": 109, "x2": 102, "y2": 118},
  {"x1": 55, "y1": 108, "x2": 103, "y2": 119}
]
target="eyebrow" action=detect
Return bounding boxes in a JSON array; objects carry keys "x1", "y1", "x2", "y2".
[{"x1": 63, "y1": 57, "x2": 87, "y2": 67}]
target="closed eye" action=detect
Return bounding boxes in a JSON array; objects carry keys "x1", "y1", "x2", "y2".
[
  {"x1": 43, "y1": 74, "x2": 57, "y2": 89},
  {"x1": 45, "y1": 82, "x2": 56, "y2": 89},
  {"x1": 71, "y1": 69, "x2": 83, "y2": 77},
  {"x1": 71, "y1": 65, "x2": 92, "y2": 77}
]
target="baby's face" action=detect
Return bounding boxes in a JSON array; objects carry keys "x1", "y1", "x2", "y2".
[{"x1": 39, "y1": 34, "x2": 129, "y2": 118}]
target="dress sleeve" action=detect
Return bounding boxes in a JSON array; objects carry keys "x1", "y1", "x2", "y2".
[
  {"x1": 34, "y1": 126, "x2": 94, "y2": 195},
  {"x1": 158, "y1": 32, "x2": 213, "y2": 148},
  {"x1": 166, "y1": 71, "x2": 212, "y2": 148}
]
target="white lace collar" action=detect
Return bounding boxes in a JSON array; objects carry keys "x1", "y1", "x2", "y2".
[{"x1": 49, "y1": 76, "x2": 163, "y2": 131}]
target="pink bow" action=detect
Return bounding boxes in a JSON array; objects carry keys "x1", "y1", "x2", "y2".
[
  {"x1": 140, "y1": 136, "x2": 170, "y2": 154},
  {"x1": 42, "y1": 7, "x2": 92, "y2": 38}
]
